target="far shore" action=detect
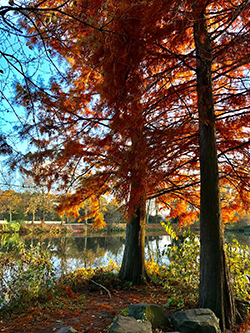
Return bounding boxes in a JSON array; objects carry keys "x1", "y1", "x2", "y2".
[{"x1": 1, "y1": 218, "x2": 250, "y2": 237}]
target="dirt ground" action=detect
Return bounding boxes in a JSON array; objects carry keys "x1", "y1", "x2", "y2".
[
  {"x1": 1, "y1": 285, "x2": 249, "y2": 333},
  {"x1": 0, "y1": 285, "x2": 177, "y2": 333}
]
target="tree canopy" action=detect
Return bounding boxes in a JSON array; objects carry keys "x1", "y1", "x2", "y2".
[{"x1": 12, "y1": 0, "x2": 250, "y2": 223}]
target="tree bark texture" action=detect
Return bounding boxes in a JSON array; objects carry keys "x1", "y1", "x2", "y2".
[
  {"x1": 119, "y1": 188, "x2": 148, "y2": 285},
  {"x1": 194, "y1": 9, "x2": 235, "y2": 331}
]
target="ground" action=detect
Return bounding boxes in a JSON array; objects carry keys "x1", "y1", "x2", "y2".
[
  {"x1": 1, "y1": 285, "x2": 250, "y2": 333},
  {"x1": 0, "y1": 285, "x2": 179, "y2": 333}
]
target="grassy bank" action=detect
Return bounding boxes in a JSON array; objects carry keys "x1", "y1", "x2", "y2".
[
  {"x1": 0, "y1": 221, "x2": 73, "y2": 237},
  {"x1": 1, "y1": 229, "x2": 250, "y2": 332}
]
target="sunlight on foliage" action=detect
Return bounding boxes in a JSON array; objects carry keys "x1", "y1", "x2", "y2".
[
  {"x1": 148, "y1": 229, "x2": 250, "y2": 309},
  {"x1": 226, "y1": 240, "x2": 250, "y2": 299},
  {"x1": 62, "y1": 259, "x2": 121, "y2": 292},
  {"x1": 147, "y1": 228, "x2": 200, "y2": 309},
  {"x1": 160, "y1": 220, "x2": 178, "y2": 240},
  {"x1": 0, "y1": 242, "x2": 55, "y2": 312}
]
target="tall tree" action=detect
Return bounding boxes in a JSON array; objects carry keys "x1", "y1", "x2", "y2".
[
  {"x1": 193, "y1": 5, "x2": 236, "y2": 329},
  {"x1": 13, "y1": 0, "x2": 200, "y2": 284}
]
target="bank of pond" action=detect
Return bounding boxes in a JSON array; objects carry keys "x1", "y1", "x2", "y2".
[{"x1": 1, "y1": 223, "x2": 250, "y2": 317}]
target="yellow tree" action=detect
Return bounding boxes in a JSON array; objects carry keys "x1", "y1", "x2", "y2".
[{"x1": 0, "y1": 189, "x2": 20, "y2": 222}]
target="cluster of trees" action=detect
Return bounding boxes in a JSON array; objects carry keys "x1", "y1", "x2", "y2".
[
  {"x1": 0, "y1": 187, "x2": 129, "y2": 224},
  {"x1": 0, "y1": 0, "x2": 250, "y2": 330},
  {"x1": 0, "y1": 188, "x2": 57, "y2": 222}
]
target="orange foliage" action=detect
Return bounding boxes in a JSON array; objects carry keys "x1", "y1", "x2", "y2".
[{"x1": 14, "y1": 0, "x2": 250, "y2": 227}]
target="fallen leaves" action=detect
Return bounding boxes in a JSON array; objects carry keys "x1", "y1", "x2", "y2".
[{"x1": 0, "y1": 285, "x2": 172, "y2": 333}]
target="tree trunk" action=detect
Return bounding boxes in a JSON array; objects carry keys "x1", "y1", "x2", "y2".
[
  {"x1": 194, "y1": 9, "x2": 235, "y2": 331},
  {"x1": 146, "y1": 199, "x2": 151, "y2": 224},
  {"x1": 119, "y1": 189, "x2": 148, "y2": 285},
  {"x1": 42, "y1": 209, "x2": 45, "y2": 223},
  {"x1": 9, "y1": 206, "x2": 12, "y2": 222}
]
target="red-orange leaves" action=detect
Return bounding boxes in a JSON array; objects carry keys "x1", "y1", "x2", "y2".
[{"x1": 14, "y1": 0, "x2": 250, "y2": 228}]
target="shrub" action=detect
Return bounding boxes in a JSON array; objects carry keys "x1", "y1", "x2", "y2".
[
  {"x1": 0, "y1": 242, "x2": 56, "y2": 312},
  {"x1": 1, "y1": 222, "x2": 20, "y2": 233},
  {"x1": 148, "y1": 228, "x2": 250, "y2": 309},
  {"x1": 63, "y1": 259, "x2": 121, "y2": 292},
  {"x1": 226, "y1": 239, "x2": 250, "y2": 299},
  {"x1": 147, "y1": 228, "x2": 200, "y2": 309}
]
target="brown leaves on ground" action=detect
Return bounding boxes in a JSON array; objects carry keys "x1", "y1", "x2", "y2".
[
  {"x1": 0, "y1": 285, "x2": 175, "y2": 333},
  {"x1": 1, "y1": 284, "x2": 250, "y2": 333}
]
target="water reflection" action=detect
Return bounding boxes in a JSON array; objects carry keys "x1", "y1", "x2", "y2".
[
  {"x1": 225, "y1": 230, "x2": 250, "y2": 247},
  {"x1": 1, "y1": 231, "x2": 249, "y2": 277},
  {"x1": 0, "y1": 234, "x2": 172, "y2": 276}
]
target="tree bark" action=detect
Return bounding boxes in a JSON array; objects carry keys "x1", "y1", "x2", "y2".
[
  {"x1": 119, "y1": 186, "x2": 148, "y2": 285},
  {"x1": 9, "y1": 206, "x2": 12, "y2": 222},
  {"x1": 32, "y1": 211, "x2": 35, "y2": 225},
  {"x1": 194, "y1": 9, "x2": 235, "y2": 331}
]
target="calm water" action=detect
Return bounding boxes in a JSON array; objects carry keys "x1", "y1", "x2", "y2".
[
  {"x1": 1, "y1": 230, "x2": 249, "y2": 277},
  {"x1": 0, "y1": 233, "x2": 172, "y2": 276}
]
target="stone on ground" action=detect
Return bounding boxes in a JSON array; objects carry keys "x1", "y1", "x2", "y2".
[
  {"x1": 128, "y1": 303, "x2": 169, "y2": 328},
  {"x1": 109, "y1": 314, "x2": 152, "y2": 333},
  {"x1": 56, "y1": 327, "x2": 79, "y2": 333},
  {"x1": 171, "y1": 308, "x2": 221, "y2": 333}
]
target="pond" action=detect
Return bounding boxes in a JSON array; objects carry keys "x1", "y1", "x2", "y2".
[
  {"x1": 1, "y1": 229, "x2": 250, "y2": 277},
  {"x1": 0, "y1": 233, "x2": 172, "y2": 277}
]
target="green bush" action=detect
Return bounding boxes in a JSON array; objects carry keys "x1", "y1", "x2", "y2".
[
  {"x1": 226, "y1": 239, "x2": 250, "y2": 299},
  {"x1": 149, "y1": 228, "x2": 250, "y2": 308},
  {"x1": 155, "y1": 229, "x2": 199, "y2": 308},
  {"x1": 1, "y1": 222, "x2": 20, "y2": 233},
  {"x1": 0, "y1": 242, "x2": 55, "y2": 312}
]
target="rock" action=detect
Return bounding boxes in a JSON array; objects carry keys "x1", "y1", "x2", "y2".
[
  {"x1": 56, "y1": 327, "x2": 79, "y2": 333},
  {"x1": 128, "y1": 303, "x2": 169, "y2": 328},
  {"x1": 171, "y1": 308, "x2": 221, "y2": 333},
  {"x1": 109, "y1": 314, "x2": 152, "y2": 333}
]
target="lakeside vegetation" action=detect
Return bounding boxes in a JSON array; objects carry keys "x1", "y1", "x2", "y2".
[
  {"x1": 2, "y1": 216, "x2": 250, "y2": 239},
  {"x1": 0, "y1": 221, "x2": 73, "y2": 237},
  {"x1": 1, "y1": 229, "x2": 250, "y2": 328}
]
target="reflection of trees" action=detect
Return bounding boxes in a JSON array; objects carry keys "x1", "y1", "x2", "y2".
[
  {"x1": 46, "y1": 237, "x2": 109, "y2": 273},
  {"x1": 104, "y1": 237, "x2": 125, "y2": 256},
  {"x1": 146, "y1": 236, "x2": 163, "y2": 264},
  {"x1": 85, "y1": 236, "x2": 125, "y2": 256},
  {"x1": 225, "y1": 232, "x2": 250, "y2": 248},
  {"x1": 1, "y1": 234, "x2": 176, "y2": 275}
]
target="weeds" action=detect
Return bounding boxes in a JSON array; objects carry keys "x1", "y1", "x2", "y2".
[
  {"x1": 1, "y1": 227, "x2": 250, "y2": 317},
  {"x1": 0, "y1": 242, "x2": 56, "y2": 313}
]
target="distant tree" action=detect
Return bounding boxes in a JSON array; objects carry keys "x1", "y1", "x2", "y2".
[
  {"x1": 104, "y1": 200, "x2": 124, "y2": 225},
  {"x1": 0, "y1": 189, "x2": 20, "y2": 222}
]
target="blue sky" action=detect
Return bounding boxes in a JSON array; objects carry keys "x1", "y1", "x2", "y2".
[
  {"x1": 0, "y1": 1, "x2": 62, "y2": 154},
  {"x1": 0, "y1": 1, "x2": 58, "y2": 188}
]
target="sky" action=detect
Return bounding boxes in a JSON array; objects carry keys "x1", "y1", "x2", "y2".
[
  {"x1": 0, "y1": 1, "x2": 57, "y2": 189},
  {"x1": 0, "y1": 0, "x2": 76, "y2": 193}
]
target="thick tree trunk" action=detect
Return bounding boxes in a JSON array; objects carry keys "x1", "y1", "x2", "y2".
[
  {"x1": 119, "y1": 189, "x2": 148, "y2": 285},
  {"x1": 194, "y1": 10, "x2": 235, "y2": 331}
]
